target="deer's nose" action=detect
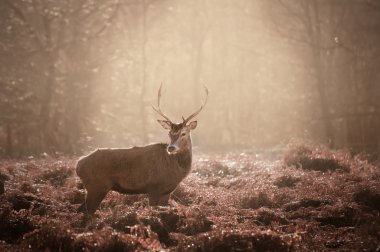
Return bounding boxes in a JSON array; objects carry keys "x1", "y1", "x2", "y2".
[{"x1": 167, "y1": 146, "x2": 176, "y2": 153}]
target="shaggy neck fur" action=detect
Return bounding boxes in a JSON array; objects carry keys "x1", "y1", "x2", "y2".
[
  {"x1": 174, "y1": 148, "x2": 192, "y2": 170},
  {"x1": 167, "y1": 137, "x2": 192, "y2": 171}
]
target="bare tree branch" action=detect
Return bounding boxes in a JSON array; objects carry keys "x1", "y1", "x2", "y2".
[{"x1": 4, "y1": 0, "x2": 45, "y2": 51}]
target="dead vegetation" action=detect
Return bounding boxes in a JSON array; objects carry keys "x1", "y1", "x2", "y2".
[
  {"x1": 274, "y1": 175, "x2": 300, "y2": 188},
  {"x1": 284, "y1": 143, "x2": 349, "y2": 172},
  {"x1": 0, "y1": 144, "x2": 379, "y2": 251},
  {"x1": 353, "y1": 188, "x2": 380, "y2": 211}
]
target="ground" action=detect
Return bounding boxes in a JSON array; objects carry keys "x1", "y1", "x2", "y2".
[{"x1": 0, "y1": 143, "x2": 379, "y2": 251}]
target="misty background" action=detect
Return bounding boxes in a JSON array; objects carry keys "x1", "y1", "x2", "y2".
[{"x1": 0, "y1": 0, "x2": 379, "y2": 157}]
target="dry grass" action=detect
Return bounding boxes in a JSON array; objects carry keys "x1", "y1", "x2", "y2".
[{"x1": 0, "y1": 144, "x2": 379, "y2": 251}]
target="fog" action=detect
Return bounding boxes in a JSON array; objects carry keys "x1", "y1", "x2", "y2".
[{"x1": 1, "y1": 0, "x2": 379, "y2": 157}]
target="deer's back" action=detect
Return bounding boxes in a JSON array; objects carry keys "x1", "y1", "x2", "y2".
[{"x1": 76, "y1": 143, "x2": 166, "y2": 174}]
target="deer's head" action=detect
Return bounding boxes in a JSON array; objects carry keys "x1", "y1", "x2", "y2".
[{"x1": 153, "y1": 85, "x2": 208, "y2": 155}]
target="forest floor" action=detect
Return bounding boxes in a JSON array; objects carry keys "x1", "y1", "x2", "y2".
[{"x1": 0, "y1": 143, "x2": 380, "y2": 251}]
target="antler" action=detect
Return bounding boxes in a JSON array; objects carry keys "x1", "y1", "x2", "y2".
[
  {"x1": 183, "y1": 86, "x2": 209, "y2": 124},
  {"x1": 152, "y1": 83, "x2": 173, "y2": 123}
]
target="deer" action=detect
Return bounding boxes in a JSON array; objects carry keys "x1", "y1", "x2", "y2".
[{"x1": 76, "y1": 85, "x2": 208, "y2": 215}]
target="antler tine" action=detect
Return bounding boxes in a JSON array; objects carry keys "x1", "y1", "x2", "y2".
[
  {"x1": 183, "y1": 86, "x2": 209, "y2": 124},
  {"x1": 152, "y1": 83, "x2": 173, "y2": 123}
]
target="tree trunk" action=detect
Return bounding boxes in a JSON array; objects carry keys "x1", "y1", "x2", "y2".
[
  {"x1": 39, "y1": 51, "x2": 57, "y2": 152},
  {"x1": 139, "y1": 0, "x2": 148, "y2": 143},
  {"x1": 5, "y1": 123, "x2": 13, "y2": 157},
  {"x1": 39, "y1": 14, "x2": 57, "y2": 152},
  {"x1": 306, "y1": 1, "x2": 335, "y2": 147},
  {"x1": 313, "y1": 54, "x2": 334, "y2": 147},
  {"x1": 191, "y1": 0, "x2": 203, "y2": 108}
]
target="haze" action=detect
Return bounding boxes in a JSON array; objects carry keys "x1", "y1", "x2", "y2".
[{"x1": 1, "y1": 0, "x2": 379, "y2": 157}]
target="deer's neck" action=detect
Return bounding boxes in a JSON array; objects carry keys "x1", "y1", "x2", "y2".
[
  {"x1": 174, "y1": 142, "x2": 192, "y2": 172},
  {"x1": 176, "y1": 149, "x2": 192, "y2": 169}
]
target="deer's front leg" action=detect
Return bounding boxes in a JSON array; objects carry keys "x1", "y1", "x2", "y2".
[
  {"x1": 81, "y1": 184, "x2": 109, "y2": 215},
  {"x1": 148, "y1": 193, "x2": 170, "y2": 206}
]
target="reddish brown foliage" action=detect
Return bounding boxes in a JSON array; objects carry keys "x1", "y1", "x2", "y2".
[
  {"x1": 284, "y1": 143, "x2": 349, "y2": 172},
  {"x1": 274, "y1": 175, "x2": 300, "y2": 188},
  {"x1": 354, "y1": 188, "x2": 380, "y2": 211},
  {"x1": 0, "y1": 145, "x2": 379, "y2": 251}
]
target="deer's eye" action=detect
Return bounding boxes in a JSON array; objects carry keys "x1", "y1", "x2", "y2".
[{"x1": 181, "y1": 132, "x2": 186, "y2": 137}]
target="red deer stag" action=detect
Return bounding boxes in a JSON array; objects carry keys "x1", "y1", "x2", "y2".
[{"x1": 76, "y1": 85, "x2": 208, "y2": 215}]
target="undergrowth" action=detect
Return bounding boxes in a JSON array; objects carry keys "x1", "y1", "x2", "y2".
[{"x1": 0, "y1": 144, "x2": 379, "y2": 251}]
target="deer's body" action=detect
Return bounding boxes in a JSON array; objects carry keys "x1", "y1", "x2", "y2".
[
  {"x1": 76, "y1": 84, "x2": 208, "y2": 215},
  {"x1": 76, "y1": 143, "x2": 192, "y2": 213}
]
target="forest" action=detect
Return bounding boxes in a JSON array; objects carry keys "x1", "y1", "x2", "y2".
[{"x1": 0, "y1": 0, "x2": 380, "y2": 251}]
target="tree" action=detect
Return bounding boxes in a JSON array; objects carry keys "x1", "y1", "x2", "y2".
[
  {"x1": 266, "y1": 0, "x2": 380, "y2": 149},
  {"x1": 0, "y1": 0, "x2": 121, "y2": 156}
]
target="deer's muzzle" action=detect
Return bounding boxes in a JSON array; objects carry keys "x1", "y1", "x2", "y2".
[{"x1": 167, "y1": 145, "x2": 179, "y2": 154}]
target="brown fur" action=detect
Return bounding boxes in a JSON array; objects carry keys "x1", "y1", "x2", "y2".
[
  {"x1": 76, "y1": 143, "x2": 192, "y2": 215},
  {"x1": 77, "y1": 85, "x2": 207, "y2": 215}
]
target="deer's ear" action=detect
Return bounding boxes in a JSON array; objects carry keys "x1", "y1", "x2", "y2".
[
  {"x1": 188, "y1": 121, "x2": 197, "y2": 130},
  {"x1": 158, "y1": 120, "x2": 172, "y2": 130}
]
